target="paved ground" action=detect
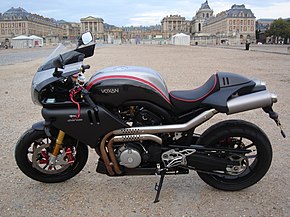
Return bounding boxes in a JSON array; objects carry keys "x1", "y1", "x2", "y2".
[
  {"x1": 0, "y1": 47, "x2": 56, "y2": 65},
  {"x1": 215, "y1": 44, "x2": 290, "y2": 55},
  {"x1": 0, "y1": 44, "x2": 289, "y2": 217}
]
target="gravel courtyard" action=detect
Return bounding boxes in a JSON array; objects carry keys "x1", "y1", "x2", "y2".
[{"x1": 0, "y1": 44, "x2": 289, "y2": 217}]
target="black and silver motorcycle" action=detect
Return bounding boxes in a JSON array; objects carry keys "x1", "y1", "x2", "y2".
[{"x1": 15, "y1": 32, "x2": 285, "y2": 202}]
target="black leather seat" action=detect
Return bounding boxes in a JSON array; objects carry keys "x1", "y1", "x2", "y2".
[{"x1": 169, "y1": 74, "x2": 219, "y2": 113}]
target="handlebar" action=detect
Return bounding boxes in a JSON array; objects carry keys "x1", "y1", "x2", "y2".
[{"x1": 81, "y1": 64, "x2": 90, "y2": 72}]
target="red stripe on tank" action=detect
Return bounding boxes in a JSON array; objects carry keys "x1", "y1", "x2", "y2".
[{"x1": 86, "y1": 75, "x2": 171, "y2": 104}]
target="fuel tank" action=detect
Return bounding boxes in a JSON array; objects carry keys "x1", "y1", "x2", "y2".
[{"x1": 86, "y1": 66, "x2": 172, "y2": 110}]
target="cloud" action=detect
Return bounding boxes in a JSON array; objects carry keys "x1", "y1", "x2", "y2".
[
  {"x1": 127, "y1": 12, "x2": 168, "y2": 26},
  {"x1": 250, "y1": 2, "x2": 290, "y2": 19},
  {"x1": 1, "y1": 0, "x2": 290, "y2": 26}
]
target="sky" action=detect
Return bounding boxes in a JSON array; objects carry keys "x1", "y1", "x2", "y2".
[{"x1": 1, "y1": 0, "x2": 290, "y2": 26}]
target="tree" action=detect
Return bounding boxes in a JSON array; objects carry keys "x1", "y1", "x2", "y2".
[{"x1": 266, "y1": 18, "x2": 290, "y2": 44}]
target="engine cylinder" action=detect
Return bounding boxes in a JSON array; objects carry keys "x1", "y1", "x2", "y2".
[{"x1": 118, "y1": 147, "x2": 142, "y2": 168}]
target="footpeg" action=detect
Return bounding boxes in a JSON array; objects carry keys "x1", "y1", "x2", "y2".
[{"x1": 161, "y1": 149, "x2": 196, "y2": 168}]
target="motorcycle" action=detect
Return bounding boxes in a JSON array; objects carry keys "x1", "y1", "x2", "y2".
[{"x1": 15, "y1": 32, "x2": 285, "y2": 202}]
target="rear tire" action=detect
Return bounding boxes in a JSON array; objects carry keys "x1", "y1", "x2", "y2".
[
  {"x1": 15, "y1": 128, "x2": 88, "y2": 183},
  {"x1": 196, "y1": 120, "x2": 272, "y2": 191}
]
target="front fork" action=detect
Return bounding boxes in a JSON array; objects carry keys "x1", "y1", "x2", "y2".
[{"x1": 49, "y1": 130, "x2": 65, "y2": 165}]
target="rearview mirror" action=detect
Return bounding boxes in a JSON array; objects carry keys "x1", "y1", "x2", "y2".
[
  {"x1": 53, "y1": 55, "x2": 64, "y2": 69},
  {"x1": 81, "y1": 32, "x2": 93, "y2": 45}
]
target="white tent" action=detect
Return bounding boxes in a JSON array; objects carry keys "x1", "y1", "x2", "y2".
[
  {"x1": 29, "y1": 35, "x2": 43, "y2": 47},
  {"x1": 172, "y1": 33, "x2": 190, "y2": 46},
  {"x1": 11, "y1": 35, "x2": 33, "y2": 49}
]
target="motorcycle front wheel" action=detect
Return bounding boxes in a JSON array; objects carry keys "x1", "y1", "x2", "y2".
[
  {"x1": 196, "y1": 120, "x2": 272, "y2": 191},
  {"x1": 15, "y1": 128, "x2": 88, "y2": 183}
]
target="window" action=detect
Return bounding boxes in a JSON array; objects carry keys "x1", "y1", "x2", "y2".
[
  {"x1": 229, "y1": 26, "x2": 232, "y2": 31},
  {"x1": 248, "y1": 20, "x2": 250, "y2": 25},
  {"x1": 244, "y1": 26, "x2": 247, "y2": 31},
  {"x1": 229, "y1": 20, "x2": 232, "y2": 25},
  {"x1": 241, "y1": 20, "x2": 243, "y2": 25},
  {"x1": 233, "y1": 20, "x2": 236, "y2": 25},
  {"x1": 251, "y1": 20, "x2": 254, "y2": 25}
]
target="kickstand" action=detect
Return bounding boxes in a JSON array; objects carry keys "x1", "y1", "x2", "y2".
[{"x1": 153, "y1": 171, "x2": 166, "y2": 203}]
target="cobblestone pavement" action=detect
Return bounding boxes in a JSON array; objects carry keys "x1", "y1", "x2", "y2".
[{"x1": 0, "y1": 47, "x2": 55, "y2": 65}]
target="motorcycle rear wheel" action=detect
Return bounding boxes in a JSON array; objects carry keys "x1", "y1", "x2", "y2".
[
  {"x1": 196, "y1": 120, "x2": 272, "y2": 191},
  {"x1": 15, "y1": 128, "x2": 88, "y2": 183}
]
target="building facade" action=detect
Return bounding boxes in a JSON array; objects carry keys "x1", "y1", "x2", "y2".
[
  {"x1": 80, "y1": 16, "x2": 104, "y2": 40},
  {"x1": 202, "y1": 4, "x2": 256, "y2": 44},
  {"x1": 1, "y1": 2, "x2": 257, "y2": 47},
  {"x1": 60, "y1": 21, "x2": 81, "y2": 40},
  {"x1": 161, "y1": 15, "x2": 190, "y2": 38},
  {"x1": 0, "y1": 7, "x2": 64, "y2": 44},
  {"x1": 161, "y1": 1, "x2": 256, "y2": 44},
  {"x1": 192, "y1": 0, "x2": 213, "y2": 34}
]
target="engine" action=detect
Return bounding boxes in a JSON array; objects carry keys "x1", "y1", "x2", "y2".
[
  {"x1": 116, "y1": 142, "x2": 162, "y2": 169},
  {"x1": 112, "y1": 106, "x2": 164, "y2": 169},
  {"x1": 116, "y1": 106, "x2": 162, "y2": 127},
  {"x1": 117, "y1": 145, "x2": 142, "y2": 168}
]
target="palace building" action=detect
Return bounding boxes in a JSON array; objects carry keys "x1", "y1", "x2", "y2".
[
  {"x1": 161, "y1": 1, "x2": 256, "y2": 44},
  {"x1": 80, "y1": 16, "x2": 104, "y2": 40},
  {"x1": 1, "y1": 2, "x2": 257, "y2": 46},
  {"x1": 161, "y1": 15, "x2": 191, "y2": 38},
  {"x1": 0, "y1": 7, "x2": 64, "y2": 44},
  {"x1": 202, "y1": 4, "x2": 256, "y2": 44}
]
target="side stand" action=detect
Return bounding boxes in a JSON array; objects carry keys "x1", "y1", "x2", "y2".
[{"x1": 153, "y1": 171, "x2": 166, "y2": 203}]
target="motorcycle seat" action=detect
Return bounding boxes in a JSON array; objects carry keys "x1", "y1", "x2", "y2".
[{"x1": 169, "y1": 74, "x2": 219, "y2": 113}]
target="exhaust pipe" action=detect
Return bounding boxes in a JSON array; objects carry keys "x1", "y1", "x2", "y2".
[
  {"x1": 227, "y1": 90, "x2": 277, "y2": 115},
  {"x1": 113, "y1": 109, "x2": 218, "y2": 135}
]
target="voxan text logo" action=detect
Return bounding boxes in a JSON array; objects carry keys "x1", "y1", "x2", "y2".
[{"x1": 100, "y1": 88, "x2": 120, "y2": 94}]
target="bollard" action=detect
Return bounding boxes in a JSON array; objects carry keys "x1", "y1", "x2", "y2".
[{"x1": 245, "y1": 42, "x2": 250, "y2": 51}]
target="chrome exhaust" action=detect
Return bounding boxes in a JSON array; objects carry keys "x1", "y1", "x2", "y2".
[
  {"x1": 227, "y1": 90, "x2": 277, "y2": 115},
  {"x1": 113, "y1": 109, "x2": 218, "y2": 135}
]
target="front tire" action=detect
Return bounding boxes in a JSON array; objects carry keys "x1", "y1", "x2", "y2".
[
  {"x1": 15, "y1": 128, "x2": 88, "y2": 183},
  {"x1": 196, "y1": 120, "x2": 272, "y2": 191}
]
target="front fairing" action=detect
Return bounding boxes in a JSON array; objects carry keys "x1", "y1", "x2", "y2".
[
  {"x1": 31, "y1": 43, "x2": 95, "y2": 105},
  {"x1": 31, "y1": 62, "x2": 83, "y2": 105}
]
